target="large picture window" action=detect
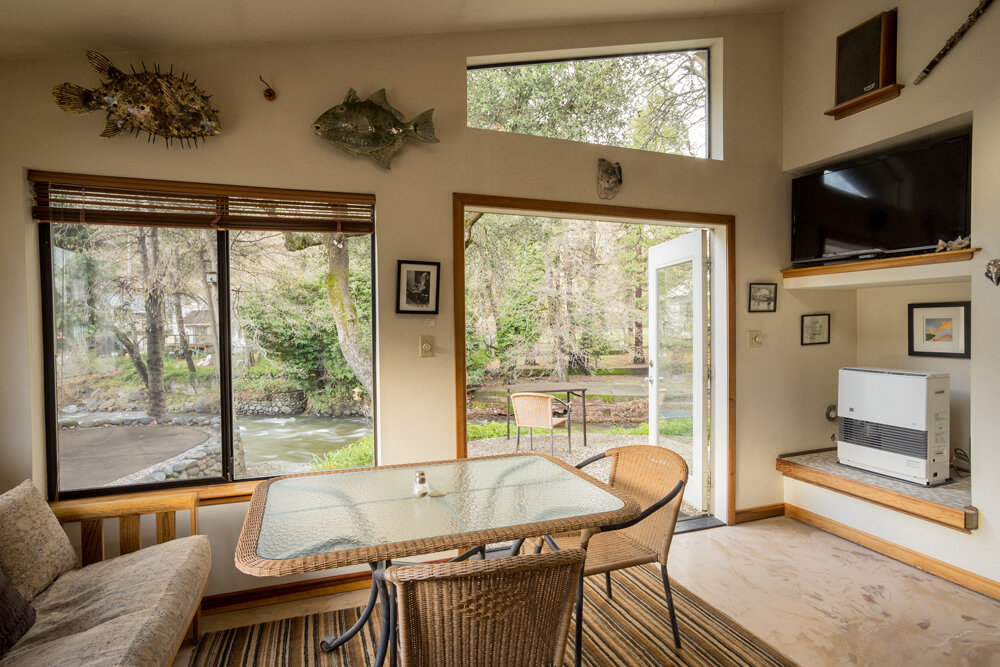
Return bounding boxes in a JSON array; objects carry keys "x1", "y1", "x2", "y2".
[
  {"x1": 467, "y1": 48, "x2": 710, "y2": 158},
  {"x1": 34, "y1": 172, "x2": 375, "y2": 499}
]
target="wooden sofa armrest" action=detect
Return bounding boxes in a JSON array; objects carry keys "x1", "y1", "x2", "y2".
[{"x1": 50, "y1": 491, "x2": 199, "y2": 565}]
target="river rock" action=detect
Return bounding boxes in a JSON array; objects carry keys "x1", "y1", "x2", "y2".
[
  {"x1": 63, "y1": 405, "x2": 79, "y2": 414},
  {"x1": 127, "y1": 391, "x2": 145, "y2": 402},
  {"x1": 138, "y1": 416, "x2": 155, "y2": 425}
]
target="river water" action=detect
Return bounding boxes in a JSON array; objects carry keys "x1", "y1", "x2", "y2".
[{"x1": 238, "y1": 414, "x2": 371, "y2": 463}]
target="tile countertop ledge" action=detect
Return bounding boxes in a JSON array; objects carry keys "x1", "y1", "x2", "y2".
[{"x1": 776, "y1": 449, "x2": 977, "y2": 533}]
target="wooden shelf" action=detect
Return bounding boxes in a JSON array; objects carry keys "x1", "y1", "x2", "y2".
[
  {"x1": 782, "y1": 248, "x2": 979, "y2": 290},
  {"x1": 824, "y1": 83, "x2": 904, "y2": 120},
  {"x1": 777, "y1": 452, "x2": 977, "y2": 533}
]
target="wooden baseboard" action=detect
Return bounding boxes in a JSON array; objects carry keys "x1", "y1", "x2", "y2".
[
  {"x1": 734, "y1": 503, "x2": 786, "y2": 524},
  {"x1": 785, "y1": 504, "x2": 1000, "y2": 601},
  {"x1": 201, "y1": 571, "x2": 373, "y2": 616}
]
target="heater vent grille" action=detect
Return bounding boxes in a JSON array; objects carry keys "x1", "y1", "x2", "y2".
[{"x1": 839, "y1": 417, "x2": 927, "y2": 459}]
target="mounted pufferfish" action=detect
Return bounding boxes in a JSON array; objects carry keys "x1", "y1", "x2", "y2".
[
  {"x1": 52, "y1": 50, "x2": 221, "y2": 147},
  {"x1": 312, "y1": 88, "x2": 438, "y2": 170}
]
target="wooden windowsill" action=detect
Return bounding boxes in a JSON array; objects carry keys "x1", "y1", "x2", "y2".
[
  {"x1": 777, "y1": 450, "x2": 977, "y2": 533},
  {"x1": 51, "y1": 479, "x2": 265, "y2": 510}
]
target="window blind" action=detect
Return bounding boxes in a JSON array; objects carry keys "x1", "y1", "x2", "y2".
[{"x1": 29, "y1": 170, "x2": 374, "y2": 234}]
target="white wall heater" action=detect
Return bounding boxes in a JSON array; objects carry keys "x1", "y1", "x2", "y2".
[{"x1": 837, "y1": 367, "x2": 950, "y2": 486}]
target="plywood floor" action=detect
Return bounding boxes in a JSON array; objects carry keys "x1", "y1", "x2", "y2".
[{"x1": 176, "y1": 517, "x2": 1000, "y2": 666}]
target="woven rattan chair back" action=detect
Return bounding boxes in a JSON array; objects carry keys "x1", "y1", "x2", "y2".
[
  {"x1": 385, "y1": 549, "x2": 586, "y2": 667},
  {"x1": 606, "y1": 445, "x2": 689, "y2": 564},
  {"x1": 510, "y1": 392, "x2": 557, "y2": 429}
]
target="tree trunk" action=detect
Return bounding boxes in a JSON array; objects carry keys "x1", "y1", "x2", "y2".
[
  {"x1": 173, "y1": 293, "x2": 197, "y2": 387},
  {"x1": 632, "y1": 285, "x2": 646, "y2": 364},
  {"x1": 114, "y1": 327, "x2": 148, "y2": 387},
  {"x1": 199, "y1": 236, "x2": 221, "y2": 384},
  {"x1": 139, "y1": 229, "x2": 167, "y2": 418},
  {"x1": 324, "y1": 234, "x2": 374, "y2": 397}
]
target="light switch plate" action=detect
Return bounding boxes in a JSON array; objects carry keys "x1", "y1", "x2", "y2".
[
  {"x1": 419, "y1": 335, "x2": 434, "y2": 358},
  {"x1": 747, "y1": 330, "x2": 763, "y2": 348}
]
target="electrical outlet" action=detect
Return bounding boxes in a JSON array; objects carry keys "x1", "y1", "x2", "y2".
[
  {"x1": 419, "y1": 335, "x2": 434, "y2": 358},
  {"x1": 747, "y1": 330, "x2": 763, "y2": 348}
]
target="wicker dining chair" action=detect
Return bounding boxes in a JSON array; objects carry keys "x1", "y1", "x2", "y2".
[
  {"x1": 510, "y1": 391, "x2": 572, "y2": 455},
  {"x1": 385, "y1": 549, "x2": 586, "y2": 667},
  {"x1": 537, "y1": 445, "x2": 688, "y2": 659}
]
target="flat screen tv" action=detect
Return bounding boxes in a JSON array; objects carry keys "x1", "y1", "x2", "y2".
[{"x1": 791, "y1": 133, "x2": 970, "y2": 265}]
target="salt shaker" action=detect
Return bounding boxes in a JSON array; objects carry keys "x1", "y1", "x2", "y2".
[{"x1": 413, "y1": 471, "x2": 429, "y2": 498}]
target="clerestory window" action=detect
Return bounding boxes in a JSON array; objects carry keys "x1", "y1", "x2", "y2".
[
  {"x1": 467, "y1": 46, "x2": 711, "y2": 158},
  {"x1": 33, "y1": 172, "x2": 376, "y2": 500}
]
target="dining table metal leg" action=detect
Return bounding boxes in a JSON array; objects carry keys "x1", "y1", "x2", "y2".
[
  {"x1": 574, "y1": 563, "x2": 585, "y2": 667},
  {"x1": 320, "y1": 562, "x2": 380, "y2": 652},
  {"x1": 373, "y1": 561, "x2": 392, "y2": 666}
]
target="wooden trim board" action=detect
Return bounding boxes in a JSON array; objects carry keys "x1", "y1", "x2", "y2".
[
  {"x1": 734, "y1": 503, "x2": 786, "y2": 524},
  {"x1": 202, "y1": 571, "x2": 373, "y2": 616},
  {"x1": 785, "y1": 504, "x2": 1000, "y2": 602},
  {"x1": 776, "y1": 456, "x2": 975, "y2": 532},
  {"x1": 781, "y1": 248, "x2": 979, "y2": 279},
  {"x1": 452, "y1": 193, "x2": 737, "y2": 525}
]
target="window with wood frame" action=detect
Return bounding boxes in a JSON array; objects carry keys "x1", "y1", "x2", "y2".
[{"x1": 32, "y1": 171, "x2": 376, "y2": 500}]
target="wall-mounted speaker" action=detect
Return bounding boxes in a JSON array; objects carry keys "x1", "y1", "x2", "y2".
[{"x1": 825, "y1": 9, "x2": 902, "y2": 120}]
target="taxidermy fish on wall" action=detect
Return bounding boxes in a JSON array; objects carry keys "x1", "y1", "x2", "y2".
[
  {"x1": 53, "y1": 50, "x2": 221, "y2": 147},
  {"x1": 312, "y1": 88, "x2": 438, "y2": 170}
]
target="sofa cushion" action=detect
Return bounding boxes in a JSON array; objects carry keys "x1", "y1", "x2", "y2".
[
  {"x1": 0, "y1": 481, "x2": 79, "y2": 600},
  {"x1": 0, "y1": 534, "x2": 211, "y2": 667},
  {"x1": 0, "y1": 571, "x2": 35, "y2": 657}
]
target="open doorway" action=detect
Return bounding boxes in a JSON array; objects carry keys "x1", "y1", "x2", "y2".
[{"x1": 453, "y1": 194, "x2": 735, "y2": 525}]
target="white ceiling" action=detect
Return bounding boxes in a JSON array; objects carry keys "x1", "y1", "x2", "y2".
[{"x1": 0, "y1": 0, "x2": 792, "y2": 59}]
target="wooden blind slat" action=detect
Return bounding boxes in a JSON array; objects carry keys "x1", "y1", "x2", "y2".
[{"x1": 29, "y1": 170, "x2": 374, "y2": 234}]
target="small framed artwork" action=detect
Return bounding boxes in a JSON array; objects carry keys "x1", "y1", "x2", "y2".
[
  {"x1": 748, "y1": 283, "x2": 777, "y2": 312},
  {"x1": 801, "y1": 313, "x2": 830, "y2": 345},
  {"x1": 396, "y1": 260, "x2": 440, "y2": 314},
  {"x1": 908, "y1": 301, "x2": 970, "y2": 358}
]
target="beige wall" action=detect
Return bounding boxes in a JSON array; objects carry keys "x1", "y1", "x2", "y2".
[
  {"x1": 783, "y1": 0, "x2": 1000, "y2": 581},
  {"x1": 0, "y1": 12, "x2": 854, "y2": 594}
]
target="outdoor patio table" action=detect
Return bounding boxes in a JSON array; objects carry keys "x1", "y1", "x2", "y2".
[
  {"x1": 505, "y1": 382, "x2": 591, "y2": 447},
  {"x1": 235, "y1": 453, "x2": 639, "y2": 666}
]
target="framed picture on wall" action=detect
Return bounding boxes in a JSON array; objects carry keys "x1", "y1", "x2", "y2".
[
  {"x1": 396, "y1": 260, "x2": 440, "y2": 314},
  {"x1": 801, "y1": 313, "x2": 830, "y2": 345},
  {"x1": 748, "y1": 283, "x2": 777, "y2": 312},
  {"x1": 908, "y1": 301, "x2": 970, "y2": 358}
]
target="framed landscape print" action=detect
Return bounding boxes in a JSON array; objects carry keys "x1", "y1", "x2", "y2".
[
  {"x1": 801, "y1": 313, "x2": 830, "y2": 345},
  {"x1": 748, "y1": 283, "x2": 777, "y2": 312},
  {"x1": 908, "y1": 301, "x2": 970, "y2": 358},
  {"x1": 396, "y1": 260, "x2": 440, "y2": 314}
]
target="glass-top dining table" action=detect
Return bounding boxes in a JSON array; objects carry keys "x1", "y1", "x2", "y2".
[{"x1": 235, "y1": 453, "x2": 639, "y2": 665}]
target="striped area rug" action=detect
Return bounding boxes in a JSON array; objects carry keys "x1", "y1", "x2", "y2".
[{"x1": 189, "y1": 564, "x2": 795, "y2": 666}]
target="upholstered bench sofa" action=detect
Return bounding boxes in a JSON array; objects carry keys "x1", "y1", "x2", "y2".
[{"x1": 0, "y1": 481, "x2": 211, "y2": 666}]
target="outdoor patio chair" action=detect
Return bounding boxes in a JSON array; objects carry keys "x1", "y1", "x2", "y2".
[
  {"x1": 385, "y1": 549, "x2": 586, "y2": 667},
  {"x1": 510, "y1": 391, "x2": 572, "y2": 455},
  {"x1": 535, "y1": 445, "x2": 688, "y2": 663}
]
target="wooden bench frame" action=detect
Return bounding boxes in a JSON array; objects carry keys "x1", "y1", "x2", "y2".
[{"x1": 49, "y1": 491, "x2": 203, "y2": 648}]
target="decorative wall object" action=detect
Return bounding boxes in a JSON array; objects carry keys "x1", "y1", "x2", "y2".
[
  {"x1": 312, "y1": 88, "x2": 438, "y2": 170},
  {"x1": 936, "y1": 235, "x2": 971, "y2": 252},
  {"x1": 597, "y1": 159, "x2": 622, "y2": 199},
  {"x1": 914, "y1": 0, "x2": 994, "y2": 85},
  {"x1": 908, "y1": 302, "x2": 971, "y2": 358},
  {"x1": 801, "y1": 313, "x2": 830, "y2": 345},
  {"x1": 985, "y1": 258, "x2": 1000, "y2": 285},
  {"x1": 748, "y1": 282, "x2": 777, "y2": 312},
  {"x1": 824, "y1": 10, "x2": 902, "y2": 120},
  {"x1": 52, "y1": 50, "x2": 221, "y2": 147},
  {"x1": 259, "y1": 76, "x2": 276, "y2": 101},
  {"x1": 396, "y1": 260, "x2": 440, "y2": 314}
]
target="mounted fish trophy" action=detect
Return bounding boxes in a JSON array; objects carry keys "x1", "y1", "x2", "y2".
[
  {"x1": 597, "y1": 158, "x2": 622, "y2": 199},
  {"x1": 52, "y1": 51, "x2": 220, "y2": 147},
  {"x1": 312, "y1": 88, "x2": 438, "y2": 170}
]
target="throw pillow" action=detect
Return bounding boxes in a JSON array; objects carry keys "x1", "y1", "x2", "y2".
[
  {"x1": 0, "y1": 569, "x2": 36, "y2": 657},
  {"x1": 0, "y1": 481, "x2": 79, "y2": 600}
]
